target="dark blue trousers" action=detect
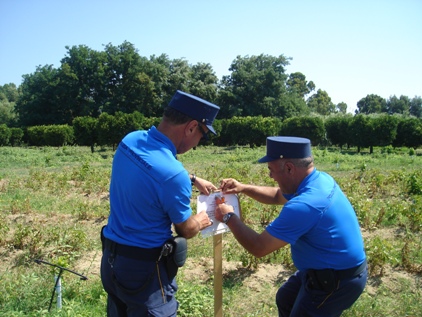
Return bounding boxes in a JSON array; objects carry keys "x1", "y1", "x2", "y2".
[
  {"x1": 276, "y1": 266, "x2": 367, "y2": 317},
  {"x1": 100, "y1": 248, "x2": 179, "y2": 317}
]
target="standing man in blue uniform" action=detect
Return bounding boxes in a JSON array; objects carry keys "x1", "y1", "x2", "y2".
[
  {"x1": 101, "y1": 90, "x2": 220, "y2": 316},
  {"x1": 215, "y1": 136, "x2": 367, "y2": 316}
]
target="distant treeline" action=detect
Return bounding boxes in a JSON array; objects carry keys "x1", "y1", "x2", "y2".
[
  {"x1": 0, "y1": 41, "x2": 421, "y2": 130},
  {"x1": 0, "y1": 112, "x2": 421, "y2": 154}
]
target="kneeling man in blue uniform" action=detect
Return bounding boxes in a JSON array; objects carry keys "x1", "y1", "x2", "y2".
[{"x1": 216, "y1": 136, "x2": 367, "y2": 317}]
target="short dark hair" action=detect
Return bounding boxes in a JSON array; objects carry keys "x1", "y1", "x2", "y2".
[
  {"x1": 163, "y1": 106, "x2": 193, "y2": 125},
  {"x1": 291, "y1": 156, "x2": 314, "y2": 168}
]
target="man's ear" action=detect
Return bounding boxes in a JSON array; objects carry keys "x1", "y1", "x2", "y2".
[
  {"x1": 285, "y1": 161, "x2": 294, "y2": 173},
  {"x1": 185, "y1": 120, "x2": 198, "y2": 135}
]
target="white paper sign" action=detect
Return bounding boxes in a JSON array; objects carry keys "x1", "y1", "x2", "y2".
[{"x1": 197, "y1": 192, "x2": 240, "y2": 238}]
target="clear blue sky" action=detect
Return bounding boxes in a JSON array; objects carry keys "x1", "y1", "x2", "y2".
[{"x1": 1, "y1": 0, "x2": 421, "y2": 113}]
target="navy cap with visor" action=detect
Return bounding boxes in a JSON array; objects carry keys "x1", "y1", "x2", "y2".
[
  {"x1": 168, "y1": 90, "x2": 220, "y2": 135},
  {"x1": 258, "y1": 136, "x2": 312, "y2": 163}
]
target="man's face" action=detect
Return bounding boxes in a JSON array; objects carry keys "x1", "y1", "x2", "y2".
[
  {"x1": 267, "y1": 159, "x2": 292, "y2": 193},
  {"x1": 177, "y1": 121, "x2": 209, "y2": 154},
  {"x1": 268, "y1": 159, "x2": 286, "y2": 182}
]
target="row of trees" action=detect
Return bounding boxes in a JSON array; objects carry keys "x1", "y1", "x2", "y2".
[
  {"x1": 1, "y1": 113, "x2": 421, "y2": 153},
  {"x1": 1, "y1": 41, "x2": 421, "y2": 129}
]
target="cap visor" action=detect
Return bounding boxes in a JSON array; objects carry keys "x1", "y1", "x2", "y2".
[
  {"x1": 258, "y1": 155, "x2": 277, "y2": 163},
  {"x1": 206, "y1": 125, "x2": 217, "y2": 135}
]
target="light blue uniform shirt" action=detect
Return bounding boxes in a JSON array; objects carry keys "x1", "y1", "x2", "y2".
[
  {"x1": 266, "y1": 169, "x2": 366, "y2": 271},
  {"x1": 103, "y1": 126, "x2": 192, "y2": 248}
]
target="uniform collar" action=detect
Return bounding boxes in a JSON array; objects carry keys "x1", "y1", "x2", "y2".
[
  {"x1": 149, "y1": 126, "x2": 177, "y2": 158},
  {"x1": 282, "y1": 168, "x2": 318, "y2": 201}
]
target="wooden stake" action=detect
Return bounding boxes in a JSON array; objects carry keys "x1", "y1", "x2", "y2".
[{"x1": 213, "y1": 233, "x2": 223, "y2": 317}]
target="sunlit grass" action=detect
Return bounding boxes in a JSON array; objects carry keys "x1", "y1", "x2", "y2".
[{"x1": 0, "y1": 145, "x2": 421, "y2": 316}]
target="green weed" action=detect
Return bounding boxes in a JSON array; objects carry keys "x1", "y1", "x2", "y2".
[{"x1": 1, "y1": 145, "x2": 422, "y2": 316}]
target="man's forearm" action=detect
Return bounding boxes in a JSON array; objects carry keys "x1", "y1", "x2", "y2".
[
  {"x1": 225, "y1": 214, "x2": 263, "y2": 256},
  {"x1": 242, "y1": 185, "x2": 286, "y2": 205}
]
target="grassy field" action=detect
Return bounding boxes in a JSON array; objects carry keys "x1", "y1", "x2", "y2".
[{"x1": 0, "y1": 144, "x2": 421, "y2": 316}]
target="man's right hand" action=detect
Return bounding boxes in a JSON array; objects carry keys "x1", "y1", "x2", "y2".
[
  {"x1": 194, "y1": 210, "x2": 213, "y2": 230},
  {"x1": 174, "y1": 210, "x2": 212, "y2": 239},
  {"x1": 219, "y1": 178, "x2": 244, "y2": 194}
]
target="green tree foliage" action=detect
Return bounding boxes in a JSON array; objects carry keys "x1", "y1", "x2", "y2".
[
  {"x1": 96, "y1": 112, "x2": 121, "y2": 149},
  {"x1": 356, "y1": 94, "x2": 420, "y2": 117},
  {"x1": 9, "y1": 128, "x2": 24, "y2": 146},
  {"x1": 58, "y1": 45, "x2": 107, "y2": 118},
  {"x1": 409, "y1": 96, "x2": 422, "y2": 118},
  {"x1": 144, "y1": 54, "x2": 175, "y2": 108},
  {"x1": 161, "y1": 59, "x2": 219, "y2": 110},
  {"x1": 349, "y1": 114, "x2": 399, "y2": 153},
  {"x1": 218, "y1": 116, "x2": 282, "y2": 147},
  {"x1": 13, "y1": 43, "x2": 221, "y2": 125},
  {"x1": 387, "y1": 95, "x2": 410, "y2": 115},
  {"x1": 43, "y1": 125, "x2": 75, "y2": 146},
  {"x1": 349, "y1": 114, "x2": 372, "y2": 152},
  {"x1": 0, "y1": 98, "x2": 18, "y2": 126},
  {"x1": 393, "y1": 116, "x2": 422, "y2": 148},
  {"x1": 27, "y1": 125, "x2": 74, "y2": 146},
  {"x1": 325, "y1": 114, "x2": 353, "y2": 149},
  {"x1": 336, "y1": 102, "x2": 348, "y2": 114},
  {"x1": 0, "y1": 83, "x2": 20, "y2": 102},
  {"x1": 101, "y1": 42, "x2": 153, "y2": 115},
  {"x1": 356, "y1": 94, "x2": 387, "y2": 114},
  {"x1": 189, "y1": 63, "x2": 219, "y2": 103},
  {"x1": 217, "y1": 54, "x2": 292, "y2": 118},
  {"x1": 280, "y1": 116, "x2": 325, "y2": 145},
  {"x1": 286, "y1": 72, "x2": 315, "y2": 98},
  {"x1": 73, "y1": 116, "x2": 99, "y2": 153},
  {"x1": 0, "y1": 83, "x2": 20, "y2": 126},
  {"x1": 15, "y1": 65, "x2": 62, "y2": 126},
  {"x1": 96, "y1": 111, "x2": 143, "y2": 149},
  {"x1": 165, "y1": 58, "x2": 192, "y2": 96},
  {"x1": 0, "y1": 124, "x2": 11, "y2": 145},
  {"x1": 307, "y1": 89, "x2": 335, "y2": 115},
  {"x1": 277, "y1": 94, "x2": 310, "y2": 119},
  {"x1": 371, "y1": 114, "x2": 398, "y2": 147},
  {"x1": 6, "y1": 40, "x2": 422, "y2": 149},
  {"x1": 139, "y1": 54, "x2": 219, "y2": 112},
  {"x1": 140, "y1": 117, "x2": 161, "y2": 131}
]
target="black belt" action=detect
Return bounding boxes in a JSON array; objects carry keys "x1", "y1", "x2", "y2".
[
  {"x1": 103, "y1": 237, "x2": 162, "y2": 261},
  {"x1": 333, "y1": 259, "x2": 367, "y2": 279}
]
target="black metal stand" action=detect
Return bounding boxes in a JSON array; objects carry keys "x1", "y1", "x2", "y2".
[{"x1": 34, "y1": 259, "x2": 88, "y2": 312}]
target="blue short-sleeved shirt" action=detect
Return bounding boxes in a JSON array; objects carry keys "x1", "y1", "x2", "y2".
[
  {"x1": 103, "y1": 126, "x2": 192, "y2": 248},
  {"x1": 266, "y1": 169, "x2": 366, "y2": 271}
]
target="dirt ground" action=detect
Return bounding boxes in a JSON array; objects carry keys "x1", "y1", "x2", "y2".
[
  {"x1": 69, "y1": 234, "x2": 419, "y2": 301},
  {"x1": 1, "y1": 216, "x2": 420, "y2": 314}
]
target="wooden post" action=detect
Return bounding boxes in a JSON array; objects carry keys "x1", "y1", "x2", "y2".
[{"x1": 213, "y1": 233, "x2": 223, "y2": 317}]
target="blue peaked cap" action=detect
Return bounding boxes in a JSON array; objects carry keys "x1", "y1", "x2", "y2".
[
  {"x1": 168, "y1": 90, "x2": 220, "y2": 135},
  {"x1": 258, "y1": 136, "x2": 312, "y2": 163}
]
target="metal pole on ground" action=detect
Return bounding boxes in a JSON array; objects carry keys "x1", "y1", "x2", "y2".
[{"x1": 33, "y1": 259, "x2": 88, "y2": 311}]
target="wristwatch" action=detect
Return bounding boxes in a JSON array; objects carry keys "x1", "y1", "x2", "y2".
[
  {"x1": 190, "y1": 174, "x2": 196, "y2": 186},
  {"x1": 222, "y1": 212, "x2": 235, "y2": 224}
]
